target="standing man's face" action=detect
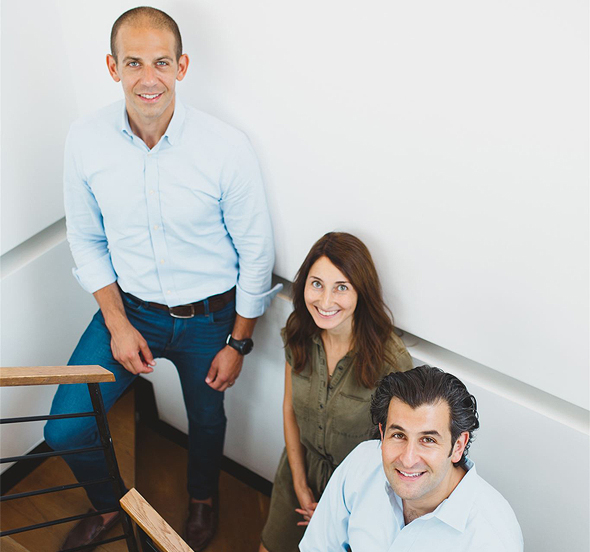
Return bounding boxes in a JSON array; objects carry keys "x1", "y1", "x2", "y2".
[
  {"x1": 107, "y1": 24, "x2": 188, "y2": 128},
  {"x1": 379, "y1": 398, "x2": 468, "y2": 512}
]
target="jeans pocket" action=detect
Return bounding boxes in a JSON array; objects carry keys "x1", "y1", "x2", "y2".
[
  {"x1": 121, "y1": 292, "x2": 144, "y2": 313},
  {"x1": 211, "y1": 301, "x2": 236, "y2": 326}
]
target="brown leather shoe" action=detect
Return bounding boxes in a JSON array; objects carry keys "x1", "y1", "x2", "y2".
[
  {"x1": 59, "y1": 509, "x2": 120, "y2": 551},
  {"x1": 185, "y1": 500, "x2": 218, "y2": 552}
]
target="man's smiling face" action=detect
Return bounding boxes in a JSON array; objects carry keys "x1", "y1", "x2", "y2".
[
  {"x1": 380, "y1": 398, "x2": 467, "y2": 512},
  {"x1": 107, "y1": 23, "x2": 188, "y2": 129}
]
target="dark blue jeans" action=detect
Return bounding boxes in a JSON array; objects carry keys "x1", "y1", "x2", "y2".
[{"x1": 44, "y1": 292, "x2": 235, "y2": 510}]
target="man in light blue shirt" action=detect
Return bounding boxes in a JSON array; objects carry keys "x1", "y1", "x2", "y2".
[
  {"x1": 300, "y1": 366, "x2": 523, "y2": 552},
  {"x1": 44, "y1": 7, "x2": 277, "y2": 551}
]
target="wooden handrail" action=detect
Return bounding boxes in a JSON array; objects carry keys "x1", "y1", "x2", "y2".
[
  {"x1": 120, "y1": 488, "x2": 194, "y2": 552},
  {"x1": 0, "y1": 366, "x2": 115, "y2": 387}
]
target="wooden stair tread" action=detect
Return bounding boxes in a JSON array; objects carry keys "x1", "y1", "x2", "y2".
[
  {"x1": 1, "y1": 536, "x2": 30, "y2": 552},
  {"x1": 0, "y1": 366, "x2": 115, "y2": 386}
]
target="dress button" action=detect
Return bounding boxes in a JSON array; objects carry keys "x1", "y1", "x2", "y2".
[
  {"x1": 319, "y1": 404, "x2": 323, "y2": 409},
  {"x1": 319, "y1": 425, "x2": 322, "y2": 430}
]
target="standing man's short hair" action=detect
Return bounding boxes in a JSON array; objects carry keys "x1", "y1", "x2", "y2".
[
  {"x1": 370, "y1": 365, "x2": 480, "y2": 468},
  {"x1": 110, "y1": 6, "x2": 183, "y2": 61}
]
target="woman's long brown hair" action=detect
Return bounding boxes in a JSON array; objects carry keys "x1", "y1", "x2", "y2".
[{"x1": 284, "y1": 232, "x2": 396, "y2": 389}]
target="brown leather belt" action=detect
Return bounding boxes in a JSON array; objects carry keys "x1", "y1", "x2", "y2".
[{"x1": 125, "y1": 287, "x2": 235, "y2": 319}]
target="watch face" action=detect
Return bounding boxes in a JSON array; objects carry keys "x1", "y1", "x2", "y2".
[{"x1": 241, "y1": 338, "x2": 254, "y2": 355}]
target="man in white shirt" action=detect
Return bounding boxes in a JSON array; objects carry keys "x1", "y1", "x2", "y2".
[
  {"x1": 43, "y1": 7, "x2": 277, "y2": 551},
  {"x1": 300, "y1": 365, "x2": 523, "y2": 551}
]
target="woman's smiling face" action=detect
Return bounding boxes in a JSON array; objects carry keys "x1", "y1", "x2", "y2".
[{"x1": 304, "y1": 256, "x2": 358, "y2": 335}]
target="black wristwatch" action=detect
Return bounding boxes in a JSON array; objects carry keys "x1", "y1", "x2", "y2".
[{"x1": 226, "y1": 334, "x2": 254, "y2": 355}]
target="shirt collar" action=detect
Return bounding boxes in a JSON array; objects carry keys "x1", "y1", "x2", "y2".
[
  {"x1": 120, "y1": 101, "x2": 133, "y2": 137},
  {"x1": 118, "y1": 97, "x2": 186, "y2": 145},
  {"x1": 384, "y1": 456, "x2": 478, "y2": 533},
  {"x1": 430, "y1": 457, "x2": 477, "y2": 533},
  {"x1": 163, "y1": 97, "x2": 185, "y2": 145}
]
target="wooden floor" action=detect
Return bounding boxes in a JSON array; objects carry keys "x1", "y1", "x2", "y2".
[{"x1": 1, "y1": 390, "x2": 270, "y2": 551}]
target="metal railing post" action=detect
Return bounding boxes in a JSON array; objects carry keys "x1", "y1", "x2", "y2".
[{"x1": 87, "y1": 383, "x2": 139, "y2": 552}]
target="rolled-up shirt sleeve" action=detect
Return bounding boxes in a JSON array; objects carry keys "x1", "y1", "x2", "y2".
[
  {"x1": 63, "y1": 127, "x2": 117, "y2": 294},
  {"x1": 220, "y1": 134, "x2": 278, "y2": 318}
]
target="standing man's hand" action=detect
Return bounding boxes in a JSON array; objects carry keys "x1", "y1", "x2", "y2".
[
  {"x1": 205, "y1": 346, "x2": 243, "y2": 391},
  {"x1": 109, "y1": 320, "x2": 155, "y2": 375},
  {"x1": 93, "y1": 282, "x2": 156, "y2": 375},
  {"x1": 205, "y1": 313, "x2": 257, "y2": 391}
]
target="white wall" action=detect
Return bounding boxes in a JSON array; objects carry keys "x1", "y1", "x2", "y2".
[
  {"x1": 176, "y1": 0, "x2": 589, "y2": 411},
  {"x1": 0, "y1": 225, "x2": 97, "y2": 469}
]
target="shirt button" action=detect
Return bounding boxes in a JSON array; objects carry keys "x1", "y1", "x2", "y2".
[
  {"x1": 160, "y1": 259, "x2": 165, "y2": 264},
  {"x1": 154, "y1": 225, "x2": 159, "y2": 230},
  {"x1": 319, "y1": 404, "x2": 323, "y2": 409},
  {"x1": 319, "y1": 425, "x2": 323, "y2": 430},
  {"x1": 149, "y1": 190, "x2": 155, "y2": 195},
  {"x1": 167, "y1": 290, "x2": 171, "y2": 294}
]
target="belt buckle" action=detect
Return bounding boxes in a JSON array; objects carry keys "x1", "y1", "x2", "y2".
[{"x1": 169, "y1": 304, "x2": 195, "y2": 319}]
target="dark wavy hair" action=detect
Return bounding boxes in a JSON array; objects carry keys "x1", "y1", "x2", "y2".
[
  {"x1": 370, "y1": 365, "x2": 480, "y2": 468},
  {"x1": 284, "y1": 232, "x2": 397, "y2": 389},
  {"x1": 111, "y1": 6, "x2": 183, "y2": 62}
]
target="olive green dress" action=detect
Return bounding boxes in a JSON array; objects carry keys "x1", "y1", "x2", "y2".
[{"x1": 261, "y1": 331, "x2": 412, "y2": 552}]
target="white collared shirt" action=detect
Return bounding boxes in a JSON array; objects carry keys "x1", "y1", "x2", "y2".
[
  {"x1": 64, "y1": 99, "x2": 278, "y2": 316},
  {"x1": 300, "y1": 440, "x2": 523, "y2": 552}
]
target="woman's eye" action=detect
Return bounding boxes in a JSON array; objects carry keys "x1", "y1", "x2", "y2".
[
  {"x1": 311, "y1": 281, "x2": 322, "y2": 289},
  {"x1": 336, "y1": 284, "x2": 348, "y2": 292}
]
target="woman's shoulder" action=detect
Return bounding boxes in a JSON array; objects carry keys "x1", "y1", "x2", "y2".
[
  {"x1": 383, "y1": 331, "x2": 413, "y2": 373},
  {"x1": 280, "y1": 327, "x2": 316, "y2": 368}
]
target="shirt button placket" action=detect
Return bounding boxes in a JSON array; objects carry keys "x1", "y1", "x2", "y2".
[{"x1": 145, "y1": 153, "x2": 171, "y2": 303}]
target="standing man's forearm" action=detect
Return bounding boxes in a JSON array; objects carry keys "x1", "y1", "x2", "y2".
[
  {"x1": 93, "y1": 283, "x2": 155, "y2": 375},
  {"x1": 230, "y1": 313, "x2": 257, "y2": 339}
]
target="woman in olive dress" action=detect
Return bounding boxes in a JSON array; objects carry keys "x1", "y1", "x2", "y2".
[{"x1": 259, "y1": 232, "x2": 412, "y2": 552}]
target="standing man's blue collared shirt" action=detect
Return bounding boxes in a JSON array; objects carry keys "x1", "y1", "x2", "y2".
[
  {"x1": 300, "y1": 440, "x2": 524, "y2": 552},
  {"x1": 64, "y1": 99, "x2": 277, "y2": 317}
]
